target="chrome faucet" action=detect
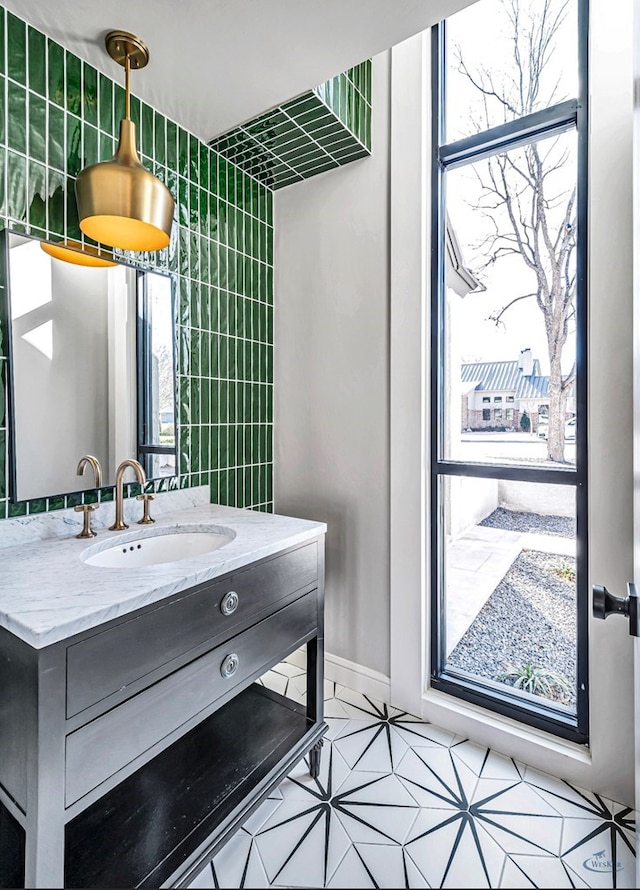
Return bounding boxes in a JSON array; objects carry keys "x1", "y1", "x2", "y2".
[
  {"x1": 74, "y1": 455, "x2": 103, "y2": 539},
  {"x1": 111, "y1": 459, "x2": 147, "y2": 531}
]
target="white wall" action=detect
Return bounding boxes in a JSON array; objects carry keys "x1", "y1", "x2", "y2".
[
  {"x1": 275, "y1": 0, "x2": 636, "y2": 807},
  {"x1": 274, "y1": 53, "x2": 391, "y2": 676}
]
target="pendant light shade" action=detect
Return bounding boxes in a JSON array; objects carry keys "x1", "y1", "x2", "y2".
[
  {"x1": 40, "y1": 238, "x2": 117, "y2": 268},
  {"x1": 75, "y1": 31, "x2": 174, "y2": 252}
]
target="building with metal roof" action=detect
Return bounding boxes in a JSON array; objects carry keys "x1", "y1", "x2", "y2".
[{"x1": 460, "y1": 348, "x2": 562, "y2": 431}]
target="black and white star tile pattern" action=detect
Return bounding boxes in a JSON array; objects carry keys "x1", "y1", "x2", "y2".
[{"x1": 186, "y1": 660, "x2": 636, "y2": 889}]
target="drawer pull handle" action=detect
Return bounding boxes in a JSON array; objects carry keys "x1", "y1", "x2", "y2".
[
  {"x1": 220, "y1": 591, "x2": 239, "y2": 616},
  {"x1": 220, "y1": 653, "x2": 239, "y2": 679}
]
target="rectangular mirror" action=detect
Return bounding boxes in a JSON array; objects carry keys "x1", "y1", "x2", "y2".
[{"x1": 2, "y1": 230, "x2": 177, "y2": 502}]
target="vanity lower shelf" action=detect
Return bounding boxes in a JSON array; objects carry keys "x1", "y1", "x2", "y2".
[{"x1": 65, "y1": 683, "x2": 325, "y2": 889}]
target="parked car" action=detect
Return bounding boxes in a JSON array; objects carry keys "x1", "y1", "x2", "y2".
[{"x1": 537, "y1": 417, "x2": 576, "y2": 440}]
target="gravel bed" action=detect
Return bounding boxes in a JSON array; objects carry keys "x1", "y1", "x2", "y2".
[
  {"x1": 479, "y1": 507, "x2": 576, "y2": 538},
  {"x1": 447, "y1": 549, "x2": 576, "y2": 706}
]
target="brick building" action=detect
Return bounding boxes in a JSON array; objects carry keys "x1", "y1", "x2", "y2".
[{"x1": 461, "y1": 348, "x2": 553, "y2": 432}]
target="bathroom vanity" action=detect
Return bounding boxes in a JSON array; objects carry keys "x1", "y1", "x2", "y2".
[{"x1": 0, "y1": 504, "x2": 326, "y2": 888}]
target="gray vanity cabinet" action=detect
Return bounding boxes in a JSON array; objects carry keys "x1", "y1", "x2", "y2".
[{"x1": 0, "y1": 536, "x2": 326, "y2": 888}]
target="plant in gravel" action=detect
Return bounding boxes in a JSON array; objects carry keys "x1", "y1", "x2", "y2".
[
  {"x1": 501, "y1": 662, "x2": 573, "y2": 703},
  {"x1": 552, "y1": 560, "x2": 576, "y2": 584}
]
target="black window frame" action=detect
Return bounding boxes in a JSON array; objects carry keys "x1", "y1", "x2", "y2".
[
  {"x1": 136, "y1": 269, "x2": 179, "y2": 479},
  {"x1": 430, "y1": 0, "x2": 589, "y2": 744}
]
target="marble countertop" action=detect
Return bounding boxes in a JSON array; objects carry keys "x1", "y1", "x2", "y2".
[{"x1": 0, "y1": 504, "x2": 326, "y2": 649}]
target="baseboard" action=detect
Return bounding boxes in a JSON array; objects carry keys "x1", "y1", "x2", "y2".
[{"x1": 286, "y1": 648, "x2": 391, "y2": 704}]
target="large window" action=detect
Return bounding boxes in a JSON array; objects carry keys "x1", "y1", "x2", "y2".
[{"x1": 431, "y1": 0, "x2": 587, "y2": 741}]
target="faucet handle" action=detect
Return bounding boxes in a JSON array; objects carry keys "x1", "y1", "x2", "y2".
[
  {"x1": 136, "y1": 493, "x2": 156, "y2": 524},
  {"x1": 74, "y1": 503, "x2": 99, "y2": 538}
]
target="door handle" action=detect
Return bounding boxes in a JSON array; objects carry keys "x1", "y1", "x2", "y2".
[{"x1": 592, "y1": 583, "x2": 640, "y2": 636}]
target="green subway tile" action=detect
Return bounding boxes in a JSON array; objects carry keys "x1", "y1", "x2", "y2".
[
  {"x1": 190, "y1": 230, "x2": 200, "y2": 279},
  {"x1": 217, "y1": 199, "x2": 227, "y2": 245},
  {"x1": 28, "y1": 91, "x2": 46, "y2": 163},
  {"x1": 141, "y1": 102, "x2": 153, "y2": 158},
  {"x1": 8, "y1": 13, "x2": 26, "y2": 84},
  {"x1": 99, "y1": 72, "x2": 112, "y2": 132},
  {"x1": 100, "y1": 131, "x2": 114, "y2": 163},
  {"x1": 7, "y1": 150, "x2": 27, "y2": 222},
  {"x1": 226, "y1": 469, "x2": 236, "y2": 506},
  {"x1": 199, "y1": 142, "x2": 209, "y2": 191},
  {"x1": 28, "y1": 160, "x2": 47, "y2": 232},
  {"x1": 189, "y1": 181, "x2": 198, "y2": 231},
  {"x1": 0, "y1": 10, "x2": 5, "y2": 78},
  {"x1": 179, "y1": 376, "x2": 191, "y2": 425},
  {"x1": 66, "y1": 112, "x2": 82, "y2": 176},
  {"x1": 83, "y1": 124, "x2": 98, "y2": 167},
  {"x1": 179, "y1": 277, "x2": 191, "y2": 326},
  {"x1": 113, "y1": 84, "x2": 125, "y2": 129},
  {"x1": 178, "y1": 176, "x2": 188, "y2": 226},
  {"x1": 218, "y1": 156, "x2": 228, "y2": 201},
  {"x1": 28, "y1": 27, "x2": 46, "y2": 96},
  {"x1": 7, "y1": 81, "x2": 26, "y2": 154},
  {"x1": 190, "y1": 279, "x2": 201, "y2": 329},
  {"x1": 28, "y1": 497, "x2": 46, "y2": 514},
  {"x1": 179, "y1": 226, "x2": 189, "y2": 277},
  {"x1": 154, "y1": 112, "x2": 165, "y2": 165},
  {"x1": 166, "y1": 118, "x2": 177, "y2": 170},
  {"x1": 178, "y1": 127, "x2": 188, "y2": 178},
  {"x1": 201, "y1": 378, "x2": 210, "y2": 424},
  {"x1": 65, "y1": 51, "x2": 81, "y2": 115},
  {"x1": 210, "y1": 241, "x2": 220, "y2": 287},
  {"x1": 50, "y1": 43, "x2": 66, "y2": 110},
  {"x1": 0, "y1": 76, "x2": 5, "y2": 146},
  {"x1": 82, "y1": 62, "x2": 98, "y2": 127},
  {"x1": 227, "y1": 378, "x2": 236, "y2": 423},
  {"x1": 65, "y1": 183, "x2": 80, "y2": 240},
  {"x1": 191, "y1": 427, "x2": 200, "y2": 472},
  {"x1": 190, "y1": 328, "x2": 200, "y2": 376},
  {"x1": 130, "y1": 95, "x2": 141, "y2": 129},
  {"x1": 47, "y1": 168, "x2": 64, "y2": 235},
  {"x1": 219, "y1": 382, "x2": 228, "y2": 423},
  {"x1": 189, "y1": 133, "x2": 199, "y2": 181}
]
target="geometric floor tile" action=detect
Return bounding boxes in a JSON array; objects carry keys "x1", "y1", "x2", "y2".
[{"x1": 189, "y1": 659, "x2": 637, "y2": 889}]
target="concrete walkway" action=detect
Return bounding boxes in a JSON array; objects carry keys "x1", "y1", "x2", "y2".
[{"x1": 446, "y1": 525, "x2": 575, "y2": 655}]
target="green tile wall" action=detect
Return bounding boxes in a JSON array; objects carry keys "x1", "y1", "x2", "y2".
[
  {"x1": 0, "y1": 6, "x2": 274, "y2": 520},
  {"x1": 209, "y1": 61, "x2": 372, "y2": 189}
]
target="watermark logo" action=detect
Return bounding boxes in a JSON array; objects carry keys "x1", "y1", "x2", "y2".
[{"x1": 582, "y1": 849, "x2": 622, "y2": 873}]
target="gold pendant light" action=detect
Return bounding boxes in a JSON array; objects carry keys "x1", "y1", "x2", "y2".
[
  {"x1": 76, "y1": 31, "x2": 174, "y2": 252},
  {"x1": 40, "y1": 239, "x2": 117, "y2": 268}
]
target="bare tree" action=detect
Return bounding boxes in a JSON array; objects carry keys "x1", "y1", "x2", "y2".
[{"x1": 454, "y1": 0, "x2": 575, "y2": 462}]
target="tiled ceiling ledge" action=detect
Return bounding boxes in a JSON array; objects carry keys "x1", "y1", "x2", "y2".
[{"x1": 209, "y1": 61, "x2": 371, "y2": 189}]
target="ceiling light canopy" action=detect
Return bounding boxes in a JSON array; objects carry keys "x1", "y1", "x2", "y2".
[{"x1": 75, "y1": 31, "x2": 174, "y2": 252}]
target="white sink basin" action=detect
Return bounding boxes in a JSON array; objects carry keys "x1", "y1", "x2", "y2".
[{"x1": 82, "y1": 526, "x2": 235, "y2": 568}]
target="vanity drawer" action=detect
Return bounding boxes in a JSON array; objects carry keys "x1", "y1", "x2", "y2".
[
  {"x1": 65, "y1": 590, "x2": 317, "y2": 807},
  {"x1": 66, "y1": 542, "x2": 318, "y2": 718}
]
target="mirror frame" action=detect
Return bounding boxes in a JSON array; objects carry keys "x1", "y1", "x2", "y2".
[{"x1": 1, "y1": 228, "x2": 179, "y2": 505}]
